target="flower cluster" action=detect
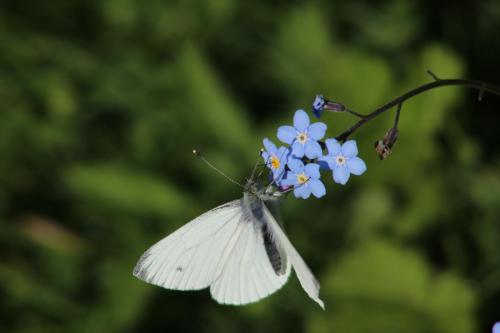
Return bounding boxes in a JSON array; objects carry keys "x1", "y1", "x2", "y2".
[{"x1": 262, "y1": 109, "x2": 367, "y2": 199}]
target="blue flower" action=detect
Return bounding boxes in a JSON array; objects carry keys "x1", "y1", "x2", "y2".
[
  {"x1": 277, "y1": 110, "x2": 327, "y2": 159},
  {"x1": 312, "y1": 95, "x2": 325, "y2": 118},
  {"x1": 494, "y1": 322, "x2": 500, "y2": 333},
  {"x1": 281, "y1": 159, "x2": 326, "y2": 199},
  {"x1": 318, "y1": 139, "x2": 367, "y2": 185},
  {"x1": 261, "y1": 138, "x2": 289, "y2": 183}
]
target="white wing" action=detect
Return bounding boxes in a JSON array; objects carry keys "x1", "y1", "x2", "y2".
[
  {"x1": 133, "y1": 199, "x2": 292, "y2": 305},
  {"x1": 263, "y1": 203, "x2": 325, "y2": 309},
  {"x1": 209, "y1": 213, "x2": 292, "y2": 305}
]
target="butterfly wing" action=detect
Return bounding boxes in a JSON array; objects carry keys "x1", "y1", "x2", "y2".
[
  {"x1": 133, "y1": 198, "x2": 292, "y2": 306},
  {"x1": 133, "y1": 200, "x2": 244, "y2": 291},
  {"x1": 262, "y1": 203, "x2": 325, "y2": 309},
  {"x1": 209, "y1": 208, "x2": 292, "y2": 305}
]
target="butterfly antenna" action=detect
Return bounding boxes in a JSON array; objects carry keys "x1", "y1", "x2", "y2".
[
  {"x1": 257, "y1": 152, "x2": 273, "y2": 179},
  {"x1": 192, "y1": 149, "x2": 245, "y2": 189},
  {"x1": 249, "y1": 149, "x2": 264, "y2": 181}
]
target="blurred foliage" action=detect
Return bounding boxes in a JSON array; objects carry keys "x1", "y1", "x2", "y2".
[{"x1": 1, "y1": 0, "x2": 500, "y2": 332}]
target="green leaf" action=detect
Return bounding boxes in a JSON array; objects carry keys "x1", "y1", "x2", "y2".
[
  {"x1": 308, "y1": 241, "x2": 475, "y2": 333},
  {"x1": 64, "y1": 164, "x2": 191, "y2": 218}
]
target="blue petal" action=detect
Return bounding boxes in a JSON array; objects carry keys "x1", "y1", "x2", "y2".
[
  {"x1": 293, "y1": 109, "x2": 310, "y2": 132},
  {"x1": 275, "y1": 178, "x2": 286, "y2": 188},
  {"x1": 302, "y1": 188, "x2": 311, "y2": 199},
  {"x1": 341, "y1": 140, "x2": 358, "y2": 157},
  {"x1": 318, "y1": 154, "x2": 336, "y2": 170},
  {"x1": 304, "y1": 140, "x2": 323, "y2": 159},
  {"x1": 272, "y1": 168, "x2": 286, "y2": 181},
  {"x1": 277, "y1": 146, "x2": 290, "y2": 163},
  {"x1": 263, "y1": 138, "x2": 278, "y2": 155},
  {"x1": 294, "y1": 185, "x2": 311, "y2": 199},
  {"x1": 327, "y1": 158, "x2": 337, "y2": 170},
  {"x1": 293, "y1": 185, "x2": 305, "y2": 198},
  {"x1": 325, "y1": 138, "x2": 341, "y2": 155},
  {"x1": 277, "y1": 126, "x2": 296, "y2": 144},
  {"x1": 317, "y1": 156, "x2": 331, "y2": 170},
  {"x1": 261, "y1": 151, "x2": 270, "y2": 163},
  {"x1": 312, "y1": 95, "x2": 325, "y2": 118},
  {"x1": 333, "y1": 165, "x2": 350, "y2": 185},
  {"x1": 309, "y1": 179, "x2": 326, "y2": 198},
  {"x1": 291, "y1": 141, "x2": 305, "y2": 158},
  {"x1": 305, "y1": 163, "x2": 320, "y2": 179},
  {"x1": 313, "y1": 108, "x2": 324, "y2": 119},
  {"x1": 308, "y1": 122, "x2": 327, "y2": 140},
  {"x1": 281, "y1": 172, "x2": 297, "y2": 186},
  {"x1": 493, "y1": 322, "x2": 500, "y2": 333},
  {"x1": 347, "y1": 157, "x2": 367, "y2": 175},
  {"x1": 287, "y1": 157, "x2": 304, "y2": 174}
]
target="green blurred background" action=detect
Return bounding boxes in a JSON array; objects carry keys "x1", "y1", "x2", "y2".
[{"x1": 1, "y1": 0, "x2": 500, "y2": 332}]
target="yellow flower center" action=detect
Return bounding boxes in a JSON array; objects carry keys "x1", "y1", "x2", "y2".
[
  {"x1": 296, "y1": 173, "x2": 309, "y2": 184},
  {"x1": 271, "y1": 155, "x2": 280, "y2": 170},
  {"x1": 336, "y1": 155, "x2": 346, "y2": 166},
  {"x1": 296, "y1": 132, "x2": 308, "y2": 144}
]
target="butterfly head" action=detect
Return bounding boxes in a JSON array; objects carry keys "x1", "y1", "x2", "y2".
[{"x1": 244, "y1": 178, "x2": 283, "y2": 202}]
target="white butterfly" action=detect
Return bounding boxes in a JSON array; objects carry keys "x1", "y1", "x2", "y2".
[{"x1": 133, "y1": 172, "x2": 324, "y2": 309}]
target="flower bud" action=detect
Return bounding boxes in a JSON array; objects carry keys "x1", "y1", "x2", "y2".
[
  {"x1": 312, "y1": 95, "x2": 326, "y2": 118},
  {"x1": 374, "y1": 127, "x2": 398, "y2": 160},
  {"x1": 312, "y1": 94, "x2": 347, "y2": 118},
  {"x1": 324, "y1": 100, "x2": 347, "y2": 113}
]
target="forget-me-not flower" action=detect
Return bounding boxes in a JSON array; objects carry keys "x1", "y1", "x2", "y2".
[
  {"x1": 318, "y1": 138, "x2": 367, "y2": 185},
  {"x1": 312, "y1": 95, "x2": 326, "y2": 118},
  {"x1": 261, "y1": 138, "x2": 289, "y2": 183},
  {"x1": 281, "y1": 159, "x2": 326, "y2": 199},
  {"x1": 494, "y1": 322, "x2": 500, "y2": 333},
  {"x1": 277, "y1": 110, "x2": 327, "y2": 159}
]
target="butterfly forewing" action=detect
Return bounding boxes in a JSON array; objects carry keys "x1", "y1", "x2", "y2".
[
  {"x1": 133, "y1": 197, "x2": 293, "y2": 306},
  {"x1": 133, "y1": 200, "x2": 243, "y2": 290}
]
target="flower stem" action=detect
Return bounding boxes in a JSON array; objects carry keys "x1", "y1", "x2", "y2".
[
  {"x1": 393, "y1": 102, "x2": 402, "y2": 128},
  {"x1": 335, "y1": 78, "x2": 500, "y2": 142},
  {"x1": 345, "y1": 108, "x2": 367, "y2": 119}
]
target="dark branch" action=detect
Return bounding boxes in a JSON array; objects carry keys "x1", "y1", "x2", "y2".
[
  {"x1": 394, "y1": 102, "x2": 402, "y2": 128},
  {"x1": 335, "y1": 78, "x2": 500, "y2": 142},
  {"x1": 426, "y1": 69, "x2": 440, "y2": 81}
]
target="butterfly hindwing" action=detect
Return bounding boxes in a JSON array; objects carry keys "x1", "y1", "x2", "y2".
[
  {"x1": 209, "y1": 203, "x2": 292, "y2": 305},
  {"x1": 262, "y1": 203, "x2": 325, "y2": 309}
]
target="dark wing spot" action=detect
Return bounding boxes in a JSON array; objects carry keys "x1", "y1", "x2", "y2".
[{"x1": 176, "y1": 267, "x2": 183, "y2": 272}]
